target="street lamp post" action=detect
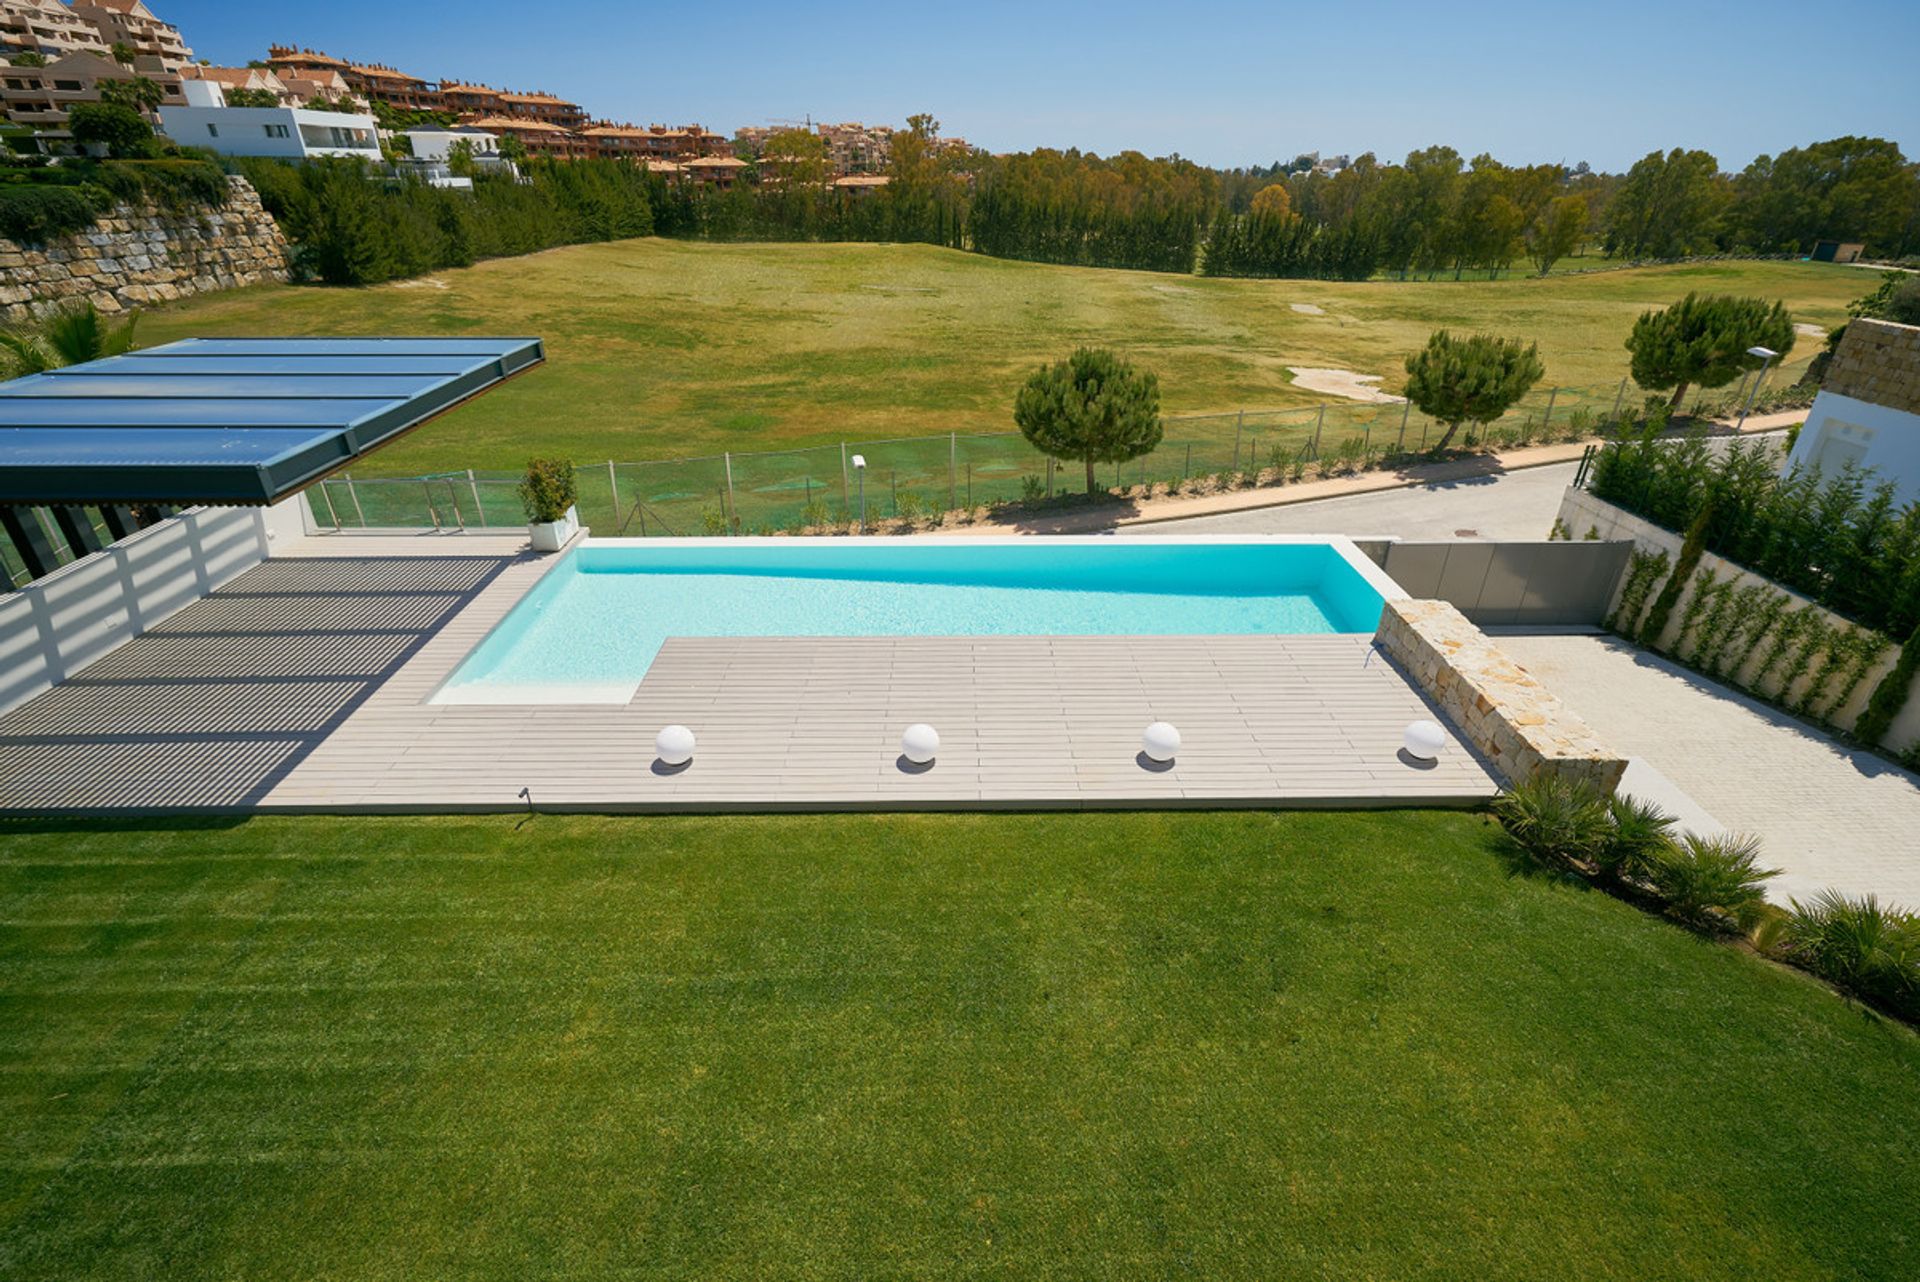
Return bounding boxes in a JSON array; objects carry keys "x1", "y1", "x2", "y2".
[
  {"x1": 851, "y1": 454, "x2": 867, "y2": 533},
  {"x1": 1736, "y1": 346, "x2": 1779, "y2": 432}
]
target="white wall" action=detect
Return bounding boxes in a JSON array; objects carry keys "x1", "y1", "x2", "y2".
[
  {"x1": 0, "y1": 496, "x2": 310, "y2": 717},
  {"x1": 158, "y1": 105, "x2": 381, "y2": 160},
  {"x1": 1557, "y1": 485, "x2": 1920, "y2": 754},
  {"x1": 405, "y1": 129, "x2": 500, "y2": 163},
  {"x1": 1784, "y1": 390, "x2": 1920, "y2": 507}
]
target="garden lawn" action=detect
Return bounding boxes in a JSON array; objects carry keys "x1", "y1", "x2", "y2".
[
  {"x1": 133, "y1": 244, "x2": 1867, "y2": 474},
  {"x1": 1, "y1": 810, "x2": 1915, "y2": 1280}
]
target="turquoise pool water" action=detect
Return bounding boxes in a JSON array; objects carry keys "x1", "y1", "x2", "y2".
[{"x1": 437, "y1": 539, "x2": 1390, "y2": 700}]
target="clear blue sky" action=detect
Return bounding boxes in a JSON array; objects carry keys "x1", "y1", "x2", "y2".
[{"x1": 164, "y1": 0, "x2": 1918, "y2": 172}]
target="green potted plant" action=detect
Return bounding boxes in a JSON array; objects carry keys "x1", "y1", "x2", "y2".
[{"x1": 518, "y1": 457, "x2": 579, "y2": 552}]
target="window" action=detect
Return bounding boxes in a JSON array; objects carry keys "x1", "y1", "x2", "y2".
[
  {"x1": 206, "y1": 123, "x2": 217, "y2": 136},
  {"x1": 53, "y1": 79, "x2": 82, "y2": 91},
  {"x1": 263, "y1": 123, "x2": 289, "y2": 138}
]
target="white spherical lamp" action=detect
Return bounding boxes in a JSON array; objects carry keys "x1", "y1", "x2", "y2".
[
  {"x1": 655, "y1": 724, "x2": 696, "y2": 766},
  {"x1": 1403, "y1": 719, "x2": 1446, "y2": 761},
  {"x1": 901, "y1": 722, "x2": 939, "y2": 764},
  {"x1": 1142, "y1": 721, "x2": 1181, "y2": 762}
]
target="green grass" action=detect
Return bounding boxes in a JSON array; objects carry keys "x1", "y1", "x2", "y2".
[
  {"x1": 135, "y1": 243, "x2": 1866, "y2": 475},
  {"x1": 2, "y1": 811, "x2": 1916, "y2": 1279}
]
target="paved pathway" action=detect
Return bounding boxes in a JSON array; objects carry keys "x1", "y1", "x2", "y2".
[
  {"x1": 1499, "y1": 633, "x2": 1920, "y2": 908},
  {"x1": 1121, "y1": 461, "x2": 1579, "y2": 540}
]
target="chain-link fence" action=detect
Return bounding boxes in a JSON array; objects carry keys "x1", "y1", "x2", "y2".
[{"x1": 308, "y1": 369, "x2": 1809, "y2": 535}]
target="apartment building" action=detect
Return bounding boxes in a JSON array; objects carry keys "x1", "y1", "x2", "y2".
[
  {"x1": 0, "y1": 47, "x2": 181, "y2": 134},
  {"x1": 1, "y1": 0, "x2": 103, "y2": 61},
  {"x1": 181, "y1": 64, "x2": 288, "y2": 103},
  {"x1": 733, "y1": 121, "x2": 956, "y2": 176},
  {"x1": 817, "y1": 121, "x2": 892, "y2": 174},
  {"x1": 496, "y1": 89, "x2": 584, "y2": 130},
  {"x1": 580, "y1": 121, "x2": 732, "y2": 163},
  {"x1": 463, "y1": 113, "x2": 586, "y2": 159},
  {"x1": 68, "y1": 0, "x2": 189, "y2": 71},
  {"x1": 437, "y1": 81, "x2": 502, "y2": 116}
]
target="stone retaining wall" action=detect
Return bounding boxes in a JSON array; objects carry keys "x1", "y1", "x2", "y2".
[
  {"x1": 1375, "y1": 597, "x2": 1629, "y2": 792},
  {"x1": 0, "y1": 176, "x2": 288, "y2": 325}
]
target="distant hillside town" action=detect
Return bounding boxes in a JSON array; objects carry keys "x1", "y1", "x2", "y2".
[{"x1": 0, "y1": 0, "x2": 968, "y2": 185}]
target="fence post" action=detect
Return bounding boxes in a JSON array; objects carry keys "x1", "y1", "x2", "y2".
[
  {"x1": 1610, "y1": 377, "x2": 1628, "y2": 425},
  {"x1": 966, "y1": 462, "x2": 972, "y2": 509},
  {"x1": 604, "y1": 461, "x2": 618, "y2": 531},
  {"x1": 1396, "y1": 399, "x2": 1411, "y2": 453},
  {"x1": 342, "y1": 474, "x2": 366, "y2": 527},
  {"x1": 465, "y1": 468, "x2": 483, "y2": 528},
  {"x1": 1183, "y1": 443, "x2": 1192, "y2": 479},
  {"x1": 421, "y1": 481, "x2": 440, "y2": 531},
  {"x1": 891, "y1": 470, "x2": 898, "y2": 517},
  {"x1": 318, "y1": 481, "x2": 341, "y2": 530},
  {"x1": 1311, "y1": 405, "x2": 1325, "y2": 460},
  {"x1": 1540, "y1": 387, "x2": 1558, "y2": 440},
  {"x1": 1046, "y1": 457, "x2": 1054, "y2": 498},
  {"x1": 840, "y1": 443, "x2": 850, "y2": 513},
  {"x1": 723, "y1": 452, "x2": 736, "y2": 532},
  {"x1": 445, "y1": 479, "x2": 465, "y2": 531},
  {"x1": 1232, "y1": 410, "x2": 1243, "y2": 472},
  {"x1": 949, "y1": 432, "x2": 957, "y2": 512}
]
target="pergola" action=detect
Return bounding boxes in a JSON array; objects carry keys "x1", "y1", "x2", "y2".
[{"x1": 0, "y1": 336, "x2": 543, "y2": 584}]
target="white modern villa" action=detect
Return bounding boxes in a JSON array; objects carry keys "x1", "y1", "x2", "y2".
[{"x1": 159, "y1": 76, "x2": 380, "y2": 161}]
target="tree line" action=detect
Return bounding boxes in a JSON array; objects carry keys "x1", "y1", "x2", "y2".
[
  {"x1": 700, "y1": 130, "x2": 1919, "y2": 279},
  {"x1": 229, "y1": 125, "x2": 1919, "y2": 287}
]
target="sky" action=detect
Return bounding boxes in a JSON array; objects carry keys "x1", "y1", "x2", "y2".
[{"x1": 163, "y1": 0, "x2": 1920, "y2": 172}]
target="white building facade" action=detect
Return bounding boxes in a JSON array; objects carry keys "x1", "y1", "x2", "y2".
[
  {"x1": 159, "y1": 98, "x2": 380, "y2": 161},
  {"x1": 1786, "y1": 319, "x2": 1920, "y2": 506}
]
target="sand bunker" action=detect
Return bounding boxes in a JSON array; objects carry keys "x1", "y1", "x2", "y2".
[
  {"x1": 1795, "y1": 322, "x2": 1828, "y2": 338},
  {"x1": 1290, "y1": 302, "x2": 1326, "y2": 315},
  {"x1": 1287, "y1": 367, "x2": 1405, "y2": 403}
]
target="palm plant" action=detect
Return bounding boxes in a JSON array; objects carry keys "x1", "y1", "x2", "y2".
[
  {"x1": 41, "y1": 301, "x2": 139, "y2": 366},
  {"x1": 1594, "y1": 794, "x2": 1677, "y2": 883},
  {"x1": 1782, "y1": 891, "x2": 1920, "y2": 1021},
  {"x1": 1647, "y1": 834, "x2": 1778, "y2": 932},
  {"x1": 1490, "y1": 776, "x2": 1610, "y2": 870},
  {"x1": 0, "y1": 329, "x2": 55, "y2": 378},
  {"x1": 0, "y1": 301, "x2": 139, "y2": 379}
]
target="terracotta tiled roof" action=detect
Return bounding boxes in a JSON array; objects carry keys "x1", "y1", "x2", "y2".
[
  {"x1": 465, "y1": 114, "x2": 566, "y2": 133},
  {"x1": 269, "y1": 47, "x2": 349, "y2": 69},
  {"x1": 686, "y1": 155, "x2": 746, "y2": 168}
]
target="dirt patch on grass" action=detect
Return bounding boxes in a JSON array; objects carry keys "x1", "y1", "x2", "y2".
[
  {"x1": 1290, "y1": 303, "x2": 1326, "y2": 315},
  {"x1": 1287, "y1": 367, "x2": 1404, "y2": 403}
]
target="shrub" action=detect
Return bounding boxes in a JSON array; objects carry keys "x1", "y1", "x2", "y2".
[
  {"x1": 67, "y1": 102, "x2": 152, "y2": 159},
  {"x1": 1782, "y1": 891, "x2": 1920, "y2": 1021},
  {"x1": 1491, "y1": 776, "x2": 1610, "y2": 870},
  {"x1": 1594, "y1": 794, "x2": 1677, "y2": 883},
  {"x1": 0, "y1": 183, "x2": 110, "y2": 243},
  {"x1": 1646, "y1": 833, "x2": 1777, "y2": 932},
  {"x1": 517, "y1": 457, "x2": 577, "y2": 523}
]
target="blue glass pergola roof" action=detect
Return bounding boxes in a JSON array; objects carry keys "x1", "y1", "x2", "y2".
[{"x1": 0, "y1": 337, "x2": 543, "y2": 505}]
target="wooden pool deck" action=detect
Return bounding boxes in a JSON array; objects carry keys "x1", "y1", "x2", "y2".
[{"x1": 0, "y1": 538, "x2": 1500, "y2": 814}]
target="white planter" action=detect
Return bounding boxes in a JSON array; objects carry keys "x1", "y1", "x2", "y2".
[{"x1": 527, "y1": 505, "x2": 579, "y2": 552}]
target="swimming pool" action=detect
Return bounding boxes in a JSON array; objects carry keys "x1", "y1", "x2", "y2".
[{"x1": 434, "y1": 536, "x2": 1401, "y2": 703}]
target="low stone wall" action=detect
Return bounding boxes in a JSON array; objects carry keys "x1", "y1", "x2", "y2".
[
  {"x1": 0, "y1": 176, "x2": 288, "y2": 324},
  {"x1": 1376, "y1": 597, "x2": 1629, "y2": 792}
]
